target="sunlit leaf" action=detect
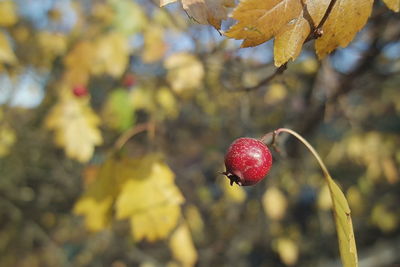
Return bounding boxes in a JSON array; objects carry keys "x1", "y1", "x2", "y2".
[
  {"x1": 0, "y1": 1, "x2": 17, "y2": 27},
  {"x1": 102, "y1": 88, "x2": 135, "y2": 131},
  {"x1": 169, "y1": 223, "x2": 198, "y2": 267},
  {"x1": 275, "y1": 238, "x2": 299, "y2": 266},
  {"x1": 315, "y1": 0, "x2": 374, "y2": 58},
  {"x1": 326, "y1": 175, "x2": 358, "y2": 267},
  {"x1": 115, "y1": 155, "x2": 185, "y2": 241},
  {"x1": 110, "y1": 0, "x2": 147, "y2": 35},
  {"x1": 161, "y1": 0, "x2": 235, "y2": 29},
  {"x1": 262, "y1": 187, "x2": 287, "y2": 220},
  {"x1": 156, "y1": 87, "x2": 179, "y2": 119},
  {"x1": 142, "y1": 25, "x2": 167, "y2": 63},
  {"x1": 382, "y1": 0, "x2": 400, "y2": 12},
  {"x1": 91, "y1": 32, "x2": 130, "y2": 78},
  {"x1": 45, "y1": 89, "x2": 102, "y2": 162},
  {"x1": 164, "y1": 52, "x2": 204, "y2": 95},
  {"x1": 73, "y1": 160, "x2": 117, "y2": 231},
  {"x1": 0, "y1": 32, "x2": 16, "y2": 64}
]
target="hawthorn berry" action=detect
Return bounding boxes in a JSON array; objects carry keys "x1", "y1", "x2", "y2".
[
  {"x1": 72, "y1": 85, "x2": 88, "y2": 97},
  {"x1": 223, "y1": 137, "x2": 272, "y2": 186}
]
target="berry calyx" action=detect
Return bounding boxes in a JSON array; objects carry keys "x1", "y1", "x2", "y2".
[
  {"x1": 72, "y1": 85, "x2": 88, "y2": 97},
  {"x1": 223, "y1": 137, "x2": 272, "y2": 186}
]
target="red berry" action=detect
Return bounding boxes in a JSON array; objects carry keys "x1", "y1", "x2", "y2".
[
  {"x1": 223, "y1": 137, "x2": 272, "y2": 186},
  {"x1": 122, "y1": 74, "x2": 136, "y2": 87},
  {"x1": 72, "y1": 85, "x2": 88, "y2": 97}
]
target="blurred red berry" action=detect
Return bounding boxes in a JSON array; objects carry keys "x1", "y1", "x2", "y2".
[
  {"x1": 122, "y1": 74, "x2": 136, "y2": 87},
  {"x1": 224, "y1": 137, "x2": 272, "y2": 186},
  {"x1": 72, "y1": 85, "x2": 88, "y2": 97}
]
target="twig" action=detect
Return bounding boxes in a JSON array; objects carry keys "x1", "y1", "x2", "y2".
[
  {"x1": 114, "y1": 123, "x2": 154, "y2": 151},
  {"x1": 234, "y1": 63, "x2": 287, "y2": 92},
  {"x1": 305, "y1": 0, "x2": 337, "y2": 42}
]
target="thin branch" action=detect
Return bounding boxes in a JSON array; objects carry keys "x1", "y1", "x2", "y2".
[
  {"x1": 305, "y1": 0, "x2": 338, "y2": 42},
  {"x1": 234, "y1": 63, "x2": 288, "y2": 92},
  {"x1": 114, "y1": 123, "x2": 154, "y2": 151}
]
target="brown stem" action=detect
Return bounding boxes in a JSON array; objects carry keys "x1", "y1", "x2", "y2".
[
  {"x1": 114, "y1": 123, "x2": 154, "y2": 151},
  {"x1": 235, "y1": 63, "x2": 287, "y2": 92}
]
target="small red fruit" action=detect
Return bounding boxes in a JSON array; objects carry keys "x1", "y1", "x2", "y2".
[
  {"x1": 223, "y1": 137, "x2": 272, "y2": 186},
  {"x1": 122, "y1": 74, "x2": 136, "y2": 87},
  {"x1": 72, "y1": 85, "x2": 88, "y2": 97}
]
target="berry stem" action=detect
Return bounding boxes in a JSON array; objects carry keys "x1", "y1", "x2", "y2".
[{"x1": 273, "y1": 128, "x2": 330, "y2": 178}]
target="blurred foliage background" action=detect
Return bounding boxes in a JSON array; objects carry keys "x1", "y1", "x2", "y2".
[{"x1": 0, "y1": 0, "x2": 399, "y2": 266}]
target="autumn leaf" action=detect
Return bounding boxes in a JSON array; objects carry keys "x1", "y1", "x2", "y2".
[
  {"x1": 164, "y1": 52, "x2": 204, "y2": 95},
  {"x1": 142, "y1": 25, "x2": 167, "y2": 63},
  {"x1": 0, "y1": 32, "x2": 17, "y2": 64},
  {"x1": 74, "y1": 160, "x2": 117, "y2": 231},
  {"x1": 102, "y1": 88, "x2": 135, "y2": 132},
  {"x1": 315, "y1": 0, "x2": 374, "y2": 58},
  {"x1": 63, "y1": 41, "x2": 94, "y2": 86},
  {"x1": 382, "y1": 0, "x2": 400, "y2": 12},
  {"x1": 45, "y1": 89, "x2": 102, "y2": 162},
  {"x1": 0, "y1": 1, "x2": 17, "y2": 27},
  {"x1": 91, "y1": 32, "x2": 130, "y2": 78},
  {"x1": 262, "y1": 187, "x2": 287, "y2": 220},
  {"x1": 275, "y1": 128, "x2": 358, "y2": 267},
  {"x1": 160, "y1": 0, "x2": 235, "y2": 29},
  {"x1": 115, "y1": 155, "x2": 185, "y2": 242},
  {"x1": 169, "y1": 223, "x2": 198, "y2": 267}
]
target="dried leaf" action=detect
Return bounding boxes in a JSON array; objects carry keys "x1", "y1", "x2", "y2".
[
  {"x1": 161, "y1": 0, "x2": 234, "y2": 29},
  {"x1": 115, "y1": 156, "x2": 185, "y2": 241},
  {"x1": 45, "y1": 89, "x2": 102, "y2": 162},
  {"x1": 315, "y1": 0, "x2": 374, "y2": 58}
]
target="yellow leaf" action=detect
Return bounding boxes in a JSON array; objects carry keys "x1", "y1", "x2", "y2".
[
  {"x1": 0, "y1": 123, "x2": 16, "y2": 157},
  {"x1": 315, "y1": 0, "x2": 374, "y2": 58},
  {"x1": 276, "y1": 128, "x2": 358, "y2": 267},
  {"x1": 156, "y1": 87, "x2": 179, "y2": 119},
  {"x1": 115, "y1": 156, "x2": 185, "y2": 241},
  {"x1": 225, "y1": 0, "x2": 303, "y2": 48},
  {"x1": 274, "y1": 0, "x2": 330, "y2": 66},
  {"x1": 142, "y1": 26, "x2": 167, "y2": 63},
  {"x1": 317, "y1": 184, "x2": 332, "y2": 210},
  {"x1": 184, "y1": 205, "x2": 204, "y2": 240},
  {"x1": 275, "y1": 238, "x2": 299, "y2": 266},
  {"x1": 160, "y1": 0, "x2": 178, "y2": 6},
  {"x1": 63, "y1": 41, "x2": 94, "y2": 86},
  {"x1": 326, "y1": 176, "x2": 358, "y2": 267},
  {"x1": 162, "y1": 0, "x2": 234, "y2": 29},
  {"x1": 219, "y1": 175, "x2": 246, "y2": 203},
  {"x1": 0, "y1": 1, "x2": 17, "y2": 26},
  {"x1": 382, "y1": 0, "x2": 400, "y2": 12},
  {"x1": 74, "y1": 160, "x2": 117, "y2": 231},
  {"x1": 164, "y1": 52, "x2": 204, "y2": 95},
  {"x1": 262, "y1": 187, "x2": 287, "y2": 220},
  {"x1": 45, "y1": 89, "x2": 102, "y2": 162},
  {"x1": 91, "y1": 32, "x2": 130, "y2": 78},
  {"x1": 131, "y1": 87, "x2": 156, "y2": 112},
  {"x1": 264, "y1": 83, "x2": 287, "y2": 105},
  {"x1": 169, "y1": 223, "x2": 198, "y2": 267},
  {"x1": 0, "y1": 32, "x2": 16, "y2": 64}
]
